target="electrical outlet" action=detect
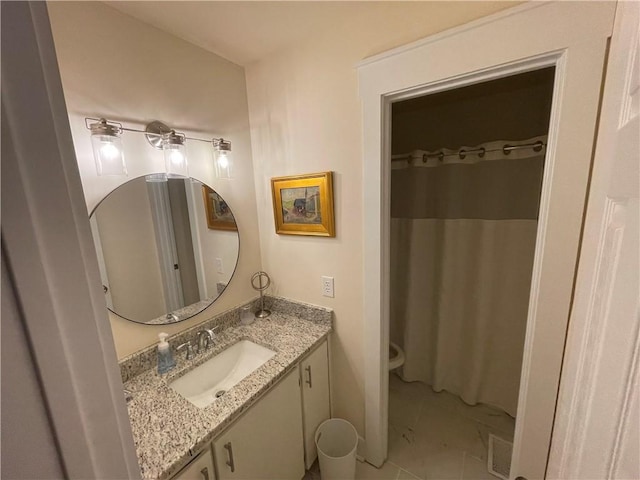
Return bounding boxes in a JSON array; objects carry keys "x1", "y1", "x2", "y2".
[
  {"x1": 322, "y1": 276, "x2": 334, "y2": 298},
  {"x1": 215, "y1": 258, "x2": 224, "y2": 274}
]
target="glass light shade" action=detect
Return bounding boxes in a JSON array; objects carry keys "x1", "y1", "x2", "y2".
[
  {"x1": 162, "y1": 138, "x2": 188, "y2": 178},
  {"x1": 214, "y1": 148, "x2": 233, "y2": 179},
  {"x1": 91, "y1": 133, "x2": 126, "y2": 176},
  {"x1": 145, "y1": 173, "x2": 168, "y2": 183}
]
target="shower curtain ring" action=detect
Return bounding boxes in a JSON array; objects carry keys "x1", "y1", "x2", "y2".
[
  {"x1": 438, "y1": 152, "x2": 444, "y2": 161},
  {"x1": 478, "y1": 147, "x2": 486, "y2": 158},
  {"x1": 422, "y1": 154, "x2": 428, "y2": 163},
  {"x1": 459, "y1": 149, "x2": 466, "y2": 159},
  {"x1": 533, "y1": 141, "x2": 544, "y2": 152}
]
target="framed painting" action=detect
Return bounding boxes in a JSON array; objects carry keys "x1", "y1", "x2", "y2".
[
  {"x1": 271, "y1": 171, "x2": 335, "y2": 237},
  {"x1": 202, "y1": 185, "x2": 237, "y2": 231}
]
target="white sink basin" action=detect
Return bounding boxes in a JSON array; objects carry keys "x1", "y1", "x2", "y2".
[{"x1": 169, "y1": 340, "x2": 276, "y2": 408}]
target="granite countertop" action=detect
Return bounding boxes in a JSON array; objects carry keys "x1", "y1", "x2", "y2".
[{"x1": 123, "y1": 311, "x2": 332, "y2": 479}]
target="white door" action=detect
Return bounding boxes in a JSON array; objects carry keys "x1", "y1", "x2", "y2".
[
  {"x1": 358, "y1": 3, "x2": 616, "y2": 479},
  {"x1": 548, "y1": 2, "x2": 640, "y2": 479},
  {"x1": 146, "y1": 179, "x2": 185, "y2": 312},
  {"x1": 89, "y1": 216, "x2": 113, "y2": 309}
]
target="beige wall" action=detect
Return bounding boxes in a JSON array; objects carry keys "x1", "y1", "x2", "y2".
[
  {"x1": 189, "y1": 184, "x2": 240, "y2": 296},
  {"x1": 48, "y1": 2, "x2": 261, "y2": 358},
  {"x1": 245, "y1": 2, "x2": 518, "y2": 434}
]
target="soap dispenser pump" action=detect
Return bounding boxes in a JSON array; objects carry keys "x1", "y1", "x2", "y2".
[{"x1": 157, "y1": 332, "x2": 176, "y2": 374}]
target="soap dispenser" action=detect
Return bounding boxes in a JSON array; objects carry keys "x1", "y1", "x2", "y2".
[{"x1": 157, "y1": 332, "x2": 176, "y2": 374}]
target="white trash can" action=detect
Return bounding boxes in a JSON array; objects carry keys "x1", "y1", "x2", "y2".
[{"x1": 315, "y1": 418, "x2": 358, "y2": 480}]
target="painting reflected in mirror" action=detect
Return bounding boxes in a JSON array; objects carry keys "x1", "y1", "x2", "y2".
[{"x1": 90, "y1": 175, "x2": 239, "y2": 324}]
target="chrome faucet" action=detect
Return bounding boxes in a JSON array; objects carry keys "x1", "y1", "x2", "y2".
[
  {"x1": 177, "y1": 341, "x2": 196, "y2": 360},
  {"x1": 197, "y1": 326, "x2": 220, "y2": 352}
]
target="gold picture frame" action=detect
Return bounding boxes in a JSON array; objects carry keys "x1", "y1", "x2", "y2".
[
  {"x1": 202, "y1": 185, "x2": 237, "y2": 231},
  {"x1": 271, "y1": 172, "x2": 335, "y2": 237}
]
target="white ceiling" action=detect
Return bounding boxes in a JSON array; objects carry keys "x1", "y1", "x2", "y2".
[{"x1": 104, "y1": 1, "x2": 387, "y2": 66}]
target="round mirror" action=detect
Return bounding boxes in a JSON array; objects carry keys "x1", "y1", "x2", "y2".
[{"x1": 90, "y1": 175, "x2": 239, "y2": 324}]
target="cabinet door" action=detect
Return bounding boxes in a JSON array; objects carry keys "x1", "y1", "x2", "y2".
[
  {"x1": 213, "y1": 369, "x2": 304, "y2": 480},
  {"x1": 301, "y1": 340, "x2": 331, "y2": 469},
  {"x1": 174, "y1": 447, "x2": 216, "y2": 480}
]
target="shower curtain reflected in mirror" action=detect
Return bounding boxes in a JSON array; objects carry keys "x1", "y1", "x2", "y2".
[{"x1": 389, "y1": 136, "x2": 546, "y2": 417}]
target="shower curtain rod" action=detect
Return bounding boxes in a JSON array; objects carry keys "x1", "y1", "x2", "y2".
[{"x1": 392, "y1": 140, "x2": 545, "y2": 163}]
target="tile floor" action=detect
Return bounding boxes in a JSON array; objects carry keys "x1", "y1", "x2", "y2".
[
  {"x1": 305, "y1": 373, "x2": 515, "y2": 480},
  {"x1": 384, "y1": 373, "x2": 515, "y2": 480}
]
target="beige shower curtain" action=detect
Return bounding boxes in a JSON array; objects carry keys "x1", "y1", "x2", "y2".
[{"x1": 389, "y1": 137, "x2": 546, "y2": 417}]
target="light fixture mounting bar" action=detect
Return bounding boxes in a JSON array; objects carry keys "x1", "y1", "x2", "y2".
[
  {"x1": 144, "y1": 121, "x2": 171, "y2": 149},
  {"x1": 84, "y1": 117, "x2": 231, "y2": 150}
]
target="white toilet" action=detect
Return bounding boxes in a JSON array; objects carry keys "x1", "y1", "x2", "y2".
[{"x1": 388, "y1": 341, "x2": 405, "y2": 371}]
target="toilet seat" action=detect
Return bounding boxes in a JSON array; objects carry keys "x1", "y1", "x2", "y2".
[{"x1": 388, "y1": 341, "x2": 405, "y2": 371}]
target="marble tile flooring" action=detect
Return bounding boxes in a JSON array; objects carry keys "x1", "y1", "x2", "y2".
[
  {"x1": 305, "y1": 373, "x2": 515, "y2": 480},
  {"x1": 383, "y1": 373, "x2": 515, "y2": 479}
]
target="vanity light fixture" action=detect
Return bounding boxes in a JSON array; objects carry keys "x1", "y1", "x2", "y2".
[
  {"x1": 213, "y1": 138, "x2": 233, "y2": 179},
  {"x1": 85, "y1": 117, "x2": 232, "y2": 179},
  {"x1": 89, "y1": 118, "x2": 127, "y2": 176}
]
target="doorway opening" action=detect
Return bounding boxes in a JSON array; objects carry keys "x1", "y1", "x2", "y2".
[{"x1": 386, "y1": 68, "x2": 555, "y2": 479}]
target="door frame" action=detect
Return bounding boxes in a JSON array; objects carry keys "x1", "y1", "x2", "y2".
[
  {"x1": 1, "y1": 2, "x2": 140, "y2": 477},
  {"x1": 185, "y1": 178, "x2": 209, "y2": 301},
  {"x1": 357, "y1": 2, "x2": 615, "y2": 479}
]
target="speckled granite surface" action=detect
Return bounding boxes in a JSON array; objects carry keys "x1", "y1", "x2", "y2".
[
  {"x1": 119, "y1": 296, "x2": 332, "y2": 383},
  {"x1": 121, "y1": 299, "x2": 332, "y2": 479}
]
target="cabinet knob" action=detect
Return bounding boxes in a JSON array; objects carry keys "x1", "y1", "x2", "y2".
[
  {"x1": 224, "y1": 442, "x2": 235, "y2": 473},
  {"x1": 305, "y1": 365, "x2": 313, "y2": 388}
]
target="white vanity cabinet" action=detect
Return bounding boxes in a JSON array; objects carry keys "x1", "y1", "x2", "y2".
[
  {"x1": 300, "y1": 341, "x2": 331, "y2": 469},
  {"x1": 212, "y1": 368, "x2": 305, "y2": 480},
  {"x1": 171, "y1": 339, "x2": 331, "y2": 480},
  {"x1": 173, "y1": 448, "x2": 215, "y2": 480}
]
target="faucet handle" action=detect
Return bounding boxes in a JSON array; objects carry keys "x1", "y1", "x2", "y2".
[
  {"x1": 207, "y1": 326, "x2": 223, "y2": 337},
  {"x1": 123, "y1": 388, "x2": 134, "y2": 403},
  {"x1": 177, "y1": 341, "x2": 195, "y2": 360}
]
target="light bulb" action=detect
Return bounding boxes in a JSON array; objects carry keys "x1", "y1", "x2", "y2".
[
  {"x1": 162, "y1": 132, "x2": 188, "y2": 177},
  {"x1": 169, "y1": 149, "x2": 184, "y2": 165},
  {"x1": 217, "y1": 152, "x2": 229, "y2": 169},
  {"x1": 100, "y1": 142, "x2": 120, "y2": 160}
]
